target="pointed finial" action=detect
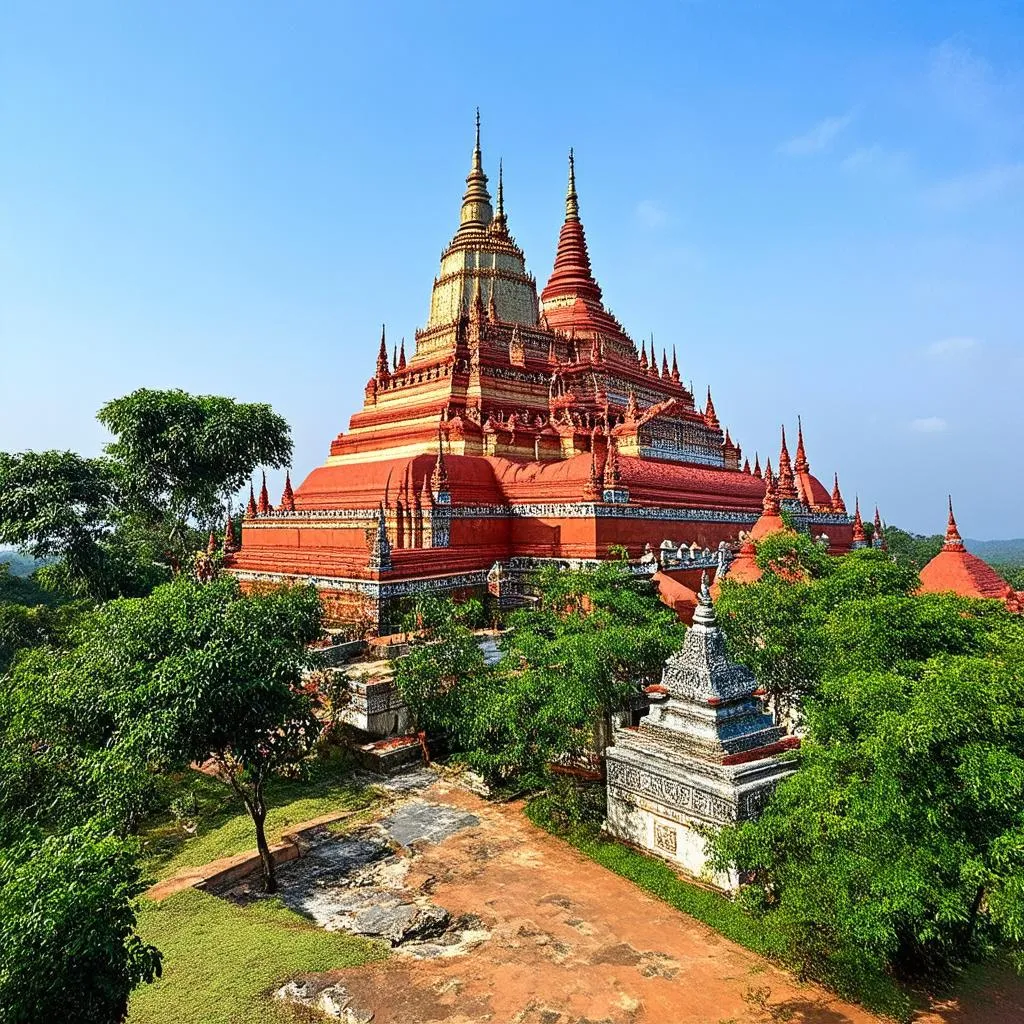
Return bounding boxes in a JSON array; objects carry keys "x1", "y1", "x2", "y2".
[
  {"x1": 245, "y1": 482, "x2": 257, "y2": 518},
  {"x1": 704, "y1": 386, "x2": 719, "y2": 427},
  {"x1": 670, "y1": 345, "x2": 680, "y2": 384},
  {"x1": 831, "y1": 472, "x2": 846, "y2": 514},
  {"x1": 397, "y1": 338, "x2": 407, "y2": 370},
  {"x1": 638, "y1": 340, "x2": 648, "y2": 371},
  {"x1": 661, "y1": 349, "x2": 669, "y2": 378},
  {"x1": 207, "y1": 531, "x2": 218, "y2": 557},
  {"x1": 795, "y1": 415, "x2": 809, "y2": 473},
  {"x1": 257, "y1": 471, "x2": 272, "y2": 515},
  {"x1": 852, "y1": 497, "x2": 866, "y2": 544},
  {"x1": 376, "y1": 324, "x2": 389, "y2": 379},
  {"x1": 279, "y1": 471, "x2": 295, "y2": 512},
  {"x1": 743, "y1": 457, "x2": 751, "y2": 474},
  {"x1": 945, "y1": 495, "x2": 964, "y2": 548},
  {"x1": 693, "y1": 570, "x2": 718, "y2": 627},
  {"x1": 223, "y1": 512, "x2": 237, "y2": 553},
  {"x1": 566, "y1": 148, "x2": 579, "y2": 220},
  {"x1": 392, "y1": 343, "x2": 398, "y2": 371},
  {"x1": 496, "y1": 159, "x2": 504, "y2": 215},
  {"x1": 753, "y1": 452, "x2": 762, "y2": 479}
]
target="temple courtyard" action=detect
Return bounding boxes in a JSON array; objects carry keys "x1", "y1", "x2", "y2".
[{"x1": 138, "y1": 769, "x2": 1024, "y2": 1024}]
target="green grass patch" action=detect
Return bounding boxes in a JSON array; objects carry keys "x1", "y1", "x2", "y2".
[
  {"x1": 525, "y1": 795, "x2": 913, "y2": 1021},
  {"x1": 140, "y1": 761, "x2": 383, "y2": 879},
  {"x1": 128, "y1": 888, "x2": 386, "y2": 1024}
]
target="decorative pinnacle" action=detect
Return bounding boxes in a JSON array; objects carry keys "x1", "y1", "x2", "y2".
[
  {"x1": 458, "y1": 108, "x2": 492, "y2": 234},
  {"x1": 496, "y1": 159, "x2": 504, "y2": 215},
  {"x1": 945, "y1": 495, "x2": 964, "y2": 548},
  {"x1": 245, "y1": 482, "x2": 257, "y2": 518},
  {"x1": 831, "y1": 472, "x2": 846, "y2": 514},
  {"x1": 852, "y1": 497, "x2": 866, "y2": 543},
  {"x1": 566, "y1": 148, "x2": 579, "y2": 221},
  {"x1": 257, "y1": 471, "x2": 272, "y2": 515},
  {"x1": 795, "y1": 415, "x2": 809, "y2": 473},
  {"x1": 671, "y1": 346, "x2": 680, "y2": 383},
  {"x1": 376, "y1": 324, "x2": 389, "y2": 378},
  {"x1": 279, "y1": 471, "x2": 295, "y2": 512},
  {"x1": 693, "y1": 570, "x2": 717, "y2": 627}
]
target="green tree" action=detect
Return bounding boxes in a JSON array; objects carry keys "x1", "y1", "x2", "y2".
[
  {"x1": 711, "y1": 602, "x2": 1024, "y2": 993},
  {"x1": 395, "y1": 564, "x2": 684, "y2": 789},
  {"x1": 0, "y1": 825, "x2": 161, "y2": 1024},
  {"x1": 884, "y1": 525, "x2": 944, "y2": 571},
  {"x1": 98, "y1": 388, "x2": 291, "y2": 555},
  {"x1": 129, "y1": 576, "x2": 324, "y2": 891},
  {"x1": 0, "y1": 451, "x2": 117, "y2": 598}
]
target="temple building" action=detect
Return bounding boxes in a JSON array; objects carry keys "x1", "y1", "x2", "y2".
[
  {"x1": 919, "y1": 499, "x2": 1023, "y2": 613},
  {"x1": 227, "y1": 116, "x2": 854, "y2": 632}
]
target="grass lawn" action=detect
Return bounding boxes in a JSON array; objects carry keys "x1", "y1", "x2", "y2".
[
  {"x1": 128, "y1": 889, "x2": 387, "y2": 1024},
  {"x1": 140, "y1": 760, "x2": 384, "y2": 880},
  {"x1": 525, "y1": 796, "x2": 914, "y2": 1022}
]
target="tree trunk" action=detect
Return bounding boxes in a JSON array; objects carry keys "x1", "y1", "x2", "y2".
[{"x1": 250, "y1": 789, "x2": 276, "y2": 894}]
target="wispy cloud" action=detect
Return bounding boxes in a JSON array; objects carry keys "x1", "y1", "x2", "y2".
[
  {"x1": 635, "y1": 200, "x2": 667, "y2": 228},
  {"x1": 929, "y1": 40, "x2": 993, "y2": 119},
  {"x1": 922, "y1": 163, "x2": 1024, "y2": 208},
  {"x1": 778, "y1": 113, "x2": 853, "y2": 157},
  {"x1": 841, "y1": 145, "x2": 910, "y2": 178},
  {"x1": 927, "y1": 336, "x2": 979, "y2": 359},
  {"x1": 911, "y1": 416, "x2": 948, "y2": 434}
]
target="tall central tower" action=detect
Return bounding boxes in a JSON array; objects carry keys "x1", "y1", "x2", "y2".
[{"x1": 418, "y1": 112, "x2": 539, "y2": 357}]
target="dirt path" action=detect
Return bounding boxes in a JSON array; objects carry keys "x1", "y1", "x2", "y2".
[{"x1": 315, "y1": 779, "x2": 879, "y2": 1024}]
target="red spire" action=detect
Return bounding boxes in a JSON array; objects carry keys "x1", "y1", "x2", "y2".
[
  {"x1": 852, "y1": 498, "x2": 866, "y2": 544},
  {"x1": 777, "y1": 426, "x2": 797, "y2": 500},
  {"x1": 279, "y1": 471, "x2": 295, "y2": 512},
  {"x1": 638, "y1": 341, "x2": 648, "y2": 372},
  {"x1": 874, "y1": 506, "x2": 887, "y2": 550},
  {"x1": 762, "y1": 463, "x2": 780, "y2": 516},
  {"x1": 794, "y1": 416, "x2": 809, "y2": 474},
  {"x1": 207, "y1": 531, "x2": 218, "y2": 556},
  {"x1": 583, "y1": 447, "x2": 602, "y2": 500},
  {"x1": 743, "y1": 457, "x2": 751, "y2": 474},
  {"x1": 375, "y1": 324, "x2": 390, "y2": 380},
  {"x1": 944, "y1": 496, "x2": 965, "y2": 550},
  {"x1": 661, "y1": 349, "x2": 670, "y2": 378},
  {"x1": 431, "y1": 432, "x2": 449, "y2": 493},
  {"x1": 670, "y1": 346, "x2": 680, "y2": 385},
  {"x1": 831, "y1": 473, "x2": 847, "y2": 514},
  {"x1": 245, "y1": 482, "x2": 257, "y2": 519},
  {"x1": 648, "y1": 338, "x2": 659, "y2": 377},
  {"x1": 752, "y1": 452, "x2": 762, "y2": 479},
  {"x1": 625, "y1": 388, "x2": 639, "y2": 422},
  {"x1": 603, "y1": 436, "x2": 621, "y2": 488},
  {"x1": 540, "y1": 149, "x2": 603, "y2": 307},
  {"x1": 392, "y1": 344, "x2": 398, "y2": 371},
  {"x1": 223, "y1": 512, "x2": 237, "y2": 553},
  {"x1": 257, "y1": 471, "x2": 272, "y2": 515},
  {"x1": 704, "y1": 387, "x2": 719, "y2": 429}
]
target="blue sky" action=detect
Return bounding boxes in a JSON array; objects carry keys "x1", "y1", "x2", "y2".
[{"x1": 2, "y1": 1, "x2": 1022, "y2": 538}]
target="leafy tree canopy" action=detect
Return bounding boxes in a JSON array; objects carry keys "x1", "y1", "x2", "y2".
[
  {"x1": 98, "y1": 388, "x2": 291, "y2": 539},
  {"x1": 395, "y1": 562, "x2": 685, "y2": 789},
  {"x1": 0, "y1": 824, "x2": 161, "y2": 1024}
]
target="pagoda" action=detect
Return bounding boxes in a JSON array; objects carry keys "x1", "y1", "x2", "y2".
[
  {"x1": 605, "y1": 574, "x2": 798, "y2": 886},
  {"x1": 227, "y1": 117, "x2": 855, "y2": 631},
  {"x1": 919, "y1": 498, "x2": 1022, "y2": 613}
]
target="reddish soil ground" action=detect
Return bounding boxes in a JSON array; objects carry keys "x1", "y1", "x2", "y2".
[{"x1": 324, "y1": 781, "x2": 884, "y2": 1024}]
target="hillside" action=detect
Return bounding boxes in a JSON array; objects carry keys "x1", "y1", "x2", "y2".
[
  {"x1": 0, "y1": 550, "x2": 40, "y2": 577},
  {"x1": 965, "y1": 538, "x2": 1024, "y2": 566}
]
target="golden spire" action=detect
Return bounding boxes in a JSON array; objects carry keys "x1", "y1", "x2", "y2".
[
  {"x1": 457, "y1": 108, "x2": 492, "y2": 235},
  {"x1": 490, "y1": 158, "x2": 509, "y2": 238},
  {"x1": 566, "y1": 148, "x2": 579, "y2": 221}
]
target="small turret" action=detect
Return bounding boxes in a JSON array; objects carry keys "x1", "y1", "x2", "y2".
[
  {"x1": 431, "y1": 431, "x2": 451, "y2": 502},
  {"x1": 375, "y1": 324, "x2": 390, "y2": 380},
  {"x1": 851, "y1": 498, "x2": 866, "y2": 548},
  {"x1": 223, "y1": 512, "x2": 238, "y2": 554},
  {"x1": 794, "y1": 416, "x2": 810, "y2": 474},
  {"x1": 279, "y1": 471, "x2": 295, "y2": 513},
  {"x1": 257, "y1": 472, "x2": 272, "y2": 516},
  {"x1": 944, "y1": 496, "x2": 965, "y2": 551},
  {"x1": 704, "y1": 387, "x2": 720, "y2": 429},
  {"x1": 776, "y1": 426, "x2": 798, "y2": 501},
  {"x1": 245, "y1": 483, "x2": 257, "y2": 519},
  {"x1": 752, "y1": 452, "x2": 762, "y2": 479},
  {"x1": 638, "y1": 340, "x2": 649, "y2": 372},
  {"x1": 661, "y1": 349, "x2": 670, "y2": 378},
  {"x1": 831, "y1": 473, "x2": 847, "y2": 514},
  {"x1": 397, "y1": 339, "x2": 407, "y2": 371},
  {"x1": 670, "y1": 346, "x2": 680, "y2": 385}
]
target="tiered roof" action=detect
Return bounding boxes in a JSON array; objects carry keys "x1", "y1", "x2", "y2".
[{"x1": 919, "y1": 499, "x2": 1021, "y2": 610}]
